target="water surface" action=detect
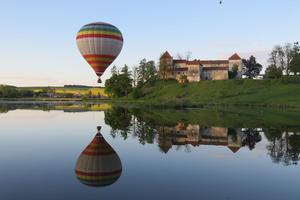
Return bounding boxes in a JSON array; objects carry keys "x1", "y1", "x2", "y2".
[{"x1": 0, "y1": 103, "x2": 299, "y2": 200}]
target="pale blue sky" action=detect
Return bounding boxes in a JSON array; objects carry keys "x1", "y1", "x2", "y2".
[{"x1": 0, "y1": 0, "x2": 299, "y2": 86}]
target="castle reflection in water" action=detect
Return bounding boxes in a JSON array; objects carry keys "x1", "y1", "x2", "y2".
[{"x1": 156, "y1": 123, "x2": 261, "y2": 153}]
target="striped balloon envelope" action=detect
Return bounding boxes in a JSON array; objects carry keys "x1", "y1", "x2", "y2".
[
  {"x1": 75, "y1": 127, "x2": 122, "y2": 187},
  {"x1": 76, "y1": 22, "x2": 123, "y2": 83}
]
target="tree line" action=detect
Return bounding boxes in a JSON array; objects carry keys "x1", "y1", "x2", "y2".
[
  {"x1": 228, "y1": 42, "x2": 300, "y2": 79},
  {"x1": 105, "y1": 59, "x2": 157, "y2": 98},
  {"x1": 0, "y1": 85, "x2": 34, "y2": 98},
  {"x1": 265, "y1": 42, "x2": 300, "y2": 78}
]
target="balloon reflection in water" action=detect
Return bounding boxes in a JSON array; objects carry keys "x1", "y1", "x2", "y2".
[{"x1": 75, "y1": 126, "x2": 122, "y2": 187}]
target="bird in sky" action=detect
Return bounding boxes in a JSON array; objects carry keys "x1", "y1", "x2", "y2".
[{"x1": 219, "y1": 1, "x2": 222, "y2": 4}]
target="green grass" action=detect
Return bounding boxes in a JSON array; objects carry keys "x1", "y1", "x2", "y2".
[{"x1": 123, "y1": 79, "x2": 300, "y2": 108}]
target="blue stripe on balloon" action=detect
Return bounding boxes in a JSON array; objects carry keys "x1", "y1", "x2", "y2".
[{"x1": 81, "y1": 24, "x2": 119, "y2": 32}]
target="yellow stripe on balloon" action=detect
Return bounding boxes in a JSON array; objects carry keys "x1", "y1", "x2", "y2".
[
  {"x1": 77, "y1": 30, "x2": 122, "y2": 37},
  {"x1": 85, "y1": 57, "x2": 115, "y2": 62},
  {"x1": 76, "y1": 173, "x2": 121, "y2": 181}
]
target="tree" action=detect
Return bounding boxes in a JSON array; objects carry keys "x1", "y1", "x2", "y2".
[
  {"x1": 121, "y1": 64, "x2": 130, "y2": 76},
  {"x1": 268, "y1": 42, "x2": 300, "y2": 76},
  {"x1": 110, "y1": 65, "x2": 118, "y2": 75},
  {"x1": 290, "y1": 53, "x2": 300, "y2": 75},
  {"x1": 265, "y1": 64, "x2": 283, "y2": 79},
  {"x1": 132, "y1": 65, "x2": 139, "y2": 87},
  {"x1": 283, "y1": 43, "x2": 300, "y2": 76},
  {"x1": 242, "y1": 56, "x2": 262, "y2": 79},
  {"x1": 144, "y1": 60, "x2": 157, "y2": 84},
  {"x1": 179, "y1": 75, "x2": 188, "y2": 86},
  {"x1": 119, "y1": 65, "x2": 133, "y2": 96},
  {"x1": 104, "y1": 65, "x2": 133, "y2": 97},
  {"x1": 104, "y1": 74, "x2": 118, "y2": 97},
  {"x1": 185, "y1": 51, "x2": 192, "y2": 61},
  {"x1": 0, "y1": 85, "x2": 18, "y2": 98},
  {"x1": 137, "y1": 59, "x2": 147, "y2": 84},
  {"x1": 265, "y1": 129, "x2": 300, "y2": 166},
  {"x1": 228, "y1": 64, "x2": 238, "y2": 79},
  {"x1": 137, "y1": 59, "x2": 157, "y2": 85},
  {"x1": 104, "y1": 107, "x2": 132, "y2": 139},
  {"x1": 241, "y1": 128, "x2": 262, "y2": 150},
  {"x1": 176, "y1": 53, "x2": 183, "y2": 60}
]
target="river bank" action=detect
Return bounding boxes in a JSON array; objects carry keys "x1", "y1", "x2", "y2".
[
  {"x1": 119, "y1": 79, "x2": 300, "y2": 109},
  {"x1": 1, "y1": 78, "x2": 300, "y2": 109}
]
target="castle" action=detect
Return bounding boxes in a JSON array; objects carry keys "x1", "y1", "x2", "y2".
[{"x1": 159, "y1": 51, "x2": 243, "y2": 82}]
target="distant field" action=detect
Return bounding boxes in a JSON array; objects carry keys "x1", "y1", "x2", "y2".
[{"x1": 20, "y1": 86, "x2": 107, "y2": 97}]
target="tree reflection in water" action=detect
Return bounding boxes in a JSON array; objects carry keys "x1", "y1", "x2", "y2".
[
  {"x1": 265, "y1": 129, "x2": 300, "y2": 166},
  {"x1": 240, "y1": 128, "x2": 262, "y2": 150},
  {"x1": 104, "y1": 107, "x2": 300, "y2": 166},
  {"x1": 104, "y1": 107, "x2": 132, "y2": 140}
]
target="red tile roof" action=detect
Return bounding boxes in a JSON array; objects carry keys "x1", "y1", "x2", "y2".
[
  {"x1": 173, "y1": 59, "x2": 187, "y2": 64},
  {"x1": 160, "y1": 51, "x2": 172, "y2": 59},
  {"x1": 174, "y1": 59, "x2": 229, "y2": 65},
  {"x1": 187, "y1": 60, "x2": 200, "y2": 65},
  {"x1": 229, "y1": 53, "x2": 241, "y2": 60}
]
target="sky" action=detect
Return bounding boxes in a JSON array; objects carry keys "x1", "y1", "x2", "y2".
[{"x1": 0, "y1": 0, "x2": 299, "y2": 86}]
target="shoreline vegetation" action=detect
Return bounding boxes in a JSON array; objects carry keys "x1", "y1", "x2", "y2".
[
  {"x1": 1, "y1": 77, "x2": 300, "y2": 109},
  {"x1": 120, "y1": 78, "x2": 300, "y2": 109}
]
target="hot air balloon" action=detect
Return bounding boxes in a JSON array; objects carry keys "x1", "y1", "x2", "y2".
[
  {"x1": 75, "y1": 126, "x2": 122, "y2": 187},
  {"x1": 76, "y1": 22, "x2": 123, "y2": 83}
]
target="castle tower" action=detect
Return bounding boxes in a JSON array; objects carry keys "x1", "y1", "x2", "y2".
[
  {"x1": 159, "y1": 51, "x2": 174, "y2": 79},
  {"x1": 229, "y1": 53, "x2": 243, "y2": 78},
  {"x1": 160, "y1": 51, "x2": 173, "y2": 66}
]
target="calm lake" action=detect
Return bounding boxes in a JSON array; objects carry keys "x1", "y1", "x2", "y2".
[{"x1": 0, "y1": 103, "x2": 300, "y2": 200}]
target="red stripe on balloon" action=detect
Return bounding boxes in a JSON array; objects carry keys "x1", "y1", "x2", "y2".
[
  {"x1": 82, "y1": 151, "x2": 115, "y2": 155},
  {"x1": 87, "y1": 60, "x2": 112, "y2": 64},
  {"x1": 75, "y1": 169, "x2": 122, "y2": 176},
  {"x1": 83, "y1": 54, "x2": 116, "y2": 59},
  {"x1": 91, "y1": 66, "x2": 107, "y2": 73},
  {"x1": 76, "y1": 34, "x2": 123, "y2": 41},
  {"x1": 85, "y1": 145, "x2": 112, "y2": 150},
  {"x1": 90, "y1": 138, "x2": 106, "y2": 144}
]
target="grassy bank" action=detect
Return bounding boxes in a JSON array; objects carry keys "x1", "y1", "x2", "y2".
[{"x1": 122, "y1": 78, "x2": 300, "y2": 108}]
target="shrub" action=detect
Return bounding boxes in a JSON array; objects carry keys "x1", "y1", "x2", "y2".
[{"x1": 132, "y1": 87, "x2": 144, "y2": 99}]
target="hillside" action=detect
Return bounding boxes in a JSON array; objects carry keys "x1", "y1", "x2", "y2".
[{"x1": 124, "y1": 79, "x2": 300, "y2": 108}]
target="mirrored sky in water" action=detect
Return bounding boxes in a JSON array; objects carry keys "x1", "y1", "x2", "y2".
[{"x1": 0, "y1": 106, "x2": 299, "y2": 200}]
